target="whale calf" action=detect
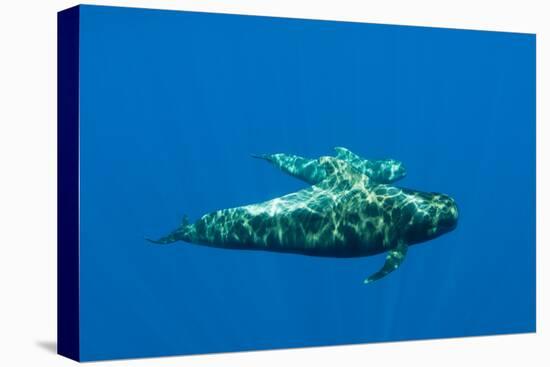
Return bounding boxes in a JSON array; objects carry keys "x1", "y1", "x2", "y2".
[
  {"x1": 149, "y1": 156, "x2": 458, "y2": 284},
  {"x1": 252, "y1": 147, "x2": 406, "y2": 185}
]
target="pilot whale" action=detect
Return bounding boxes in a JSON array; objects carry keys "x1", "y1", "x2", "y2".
[
  {"x1": 252, "y1": 147, "x2": 406, "y2": 185},
  {"x1": 149, "y1": 155, "x2": 458, "y2": 284}
]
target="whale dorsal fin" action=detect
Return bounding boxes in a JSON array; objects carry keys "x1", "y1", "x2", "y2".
[
  {"x1": 364, "y1": 240, "x2": 408, "y2": 284},
  {"x1": 334, "y1": 147, "x2": 406, "y2": 185},
  {"x1": 334, "y1": 147, "x2": 364, "y2": 163}
]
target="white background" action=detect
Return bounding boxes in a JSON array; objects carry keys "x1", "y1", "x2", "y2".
[{"x1": 0, "y1": 0, "x2": 547, "y2": 365}]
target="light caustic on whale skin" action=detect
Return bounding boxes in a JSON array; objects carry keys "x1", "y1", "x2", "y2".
[
  {"x1": 251, "y1": 147, "x2": 407, "y2": 186},
  {"x1": 148, "y1": 148, "x2": 458, "y2": 284}
]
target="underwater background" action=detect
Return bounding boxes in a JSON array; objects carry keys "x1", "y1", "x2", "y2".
[{"x1": 78, "y1": 5, "x2": 536, "y2": 361}]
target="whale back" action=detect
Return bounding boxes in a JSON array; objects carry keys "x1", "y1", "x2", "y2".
[{"x1": 316, "y1": 156, "x2": 370, "y2": 190}]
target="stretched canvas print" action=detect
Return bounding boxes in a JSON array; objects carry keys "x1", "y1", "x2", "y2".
[{"x1": 58, "y1": 4, "x2": 536, "y2": 362}]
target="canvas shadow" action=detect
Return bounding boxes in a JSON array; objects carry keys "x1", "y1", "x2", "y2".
[{"x1": 36, "y1": 340, "x2": 57, "y2": 354}]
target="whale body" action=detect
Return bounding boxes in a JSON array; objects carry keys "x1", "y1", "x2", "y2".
[{"x1": 149, "y1": 155, "x2": 458, "y2": 284}]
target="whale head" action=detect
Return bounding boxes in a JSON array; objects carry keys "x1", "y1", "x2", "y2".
[
  {"x1": 383, "y1": 159, "x2": 407, "y2": 182},
  {"x1": 401, "y1": 191, "x2": 459, "y2": 244},
  {"x1": 428, "y1": 193, "x2": 459, "y2": 236},
  {"x1": 369, "y1": 159, "x2": 407, "y2": 183}
]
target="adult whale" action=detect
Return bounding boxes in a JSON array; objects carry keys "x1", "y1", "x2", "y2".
[{"x1": 149, "y1": 156, "x2": 458, "y2": 284}]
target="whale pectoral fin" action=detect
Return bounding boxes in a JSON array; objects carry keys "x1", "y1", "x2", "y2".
[{"x1": 364, "y1": 241, "x2": 408, "y2": 284}]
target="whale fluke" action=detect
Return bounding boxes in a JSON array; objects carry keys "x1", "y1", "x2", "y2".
[
  {"x1": 146, "y1": 233, "x2": 179, "y2": 244},
  {"x1": 251, "y1": 153, "x2": 272, "y2": 161},
  {"x1": 148, "y1": 215, "x2": 190, "y2": 244}
]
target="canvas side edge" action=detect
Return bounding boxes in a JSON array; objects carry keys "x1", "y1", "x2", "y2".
[{"x1": 57, "y1": 5, "x2": 81, "y2": 362}]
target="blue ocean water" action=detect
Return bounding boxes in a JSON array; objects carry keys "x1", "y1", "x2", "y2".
[{"x1": 78, "y1": 5, "x2": 536, "y2": 361}]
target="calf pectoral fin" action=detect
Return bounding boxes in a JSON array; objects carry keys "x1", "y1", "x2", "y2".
[{"x1": 364, "y1": 241, "x2": 408, "y2": 284}]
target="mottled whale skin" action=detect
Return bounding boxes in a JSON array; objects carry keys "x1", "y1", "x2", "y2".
[
  {"x1": 252, "y1": 147, "x2": 406, "y2": 185},
  {"x1": 149, "y1": 156, "x2": 458, "y2": 284}
]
